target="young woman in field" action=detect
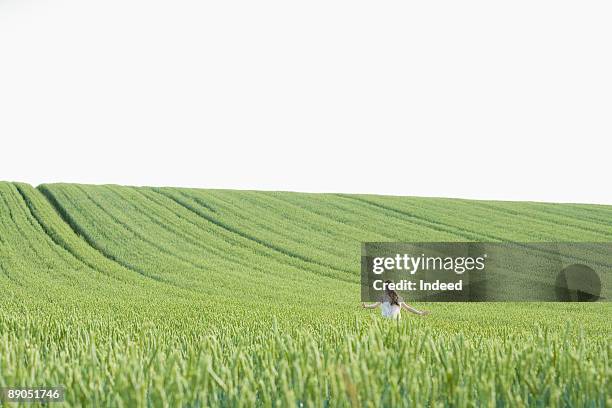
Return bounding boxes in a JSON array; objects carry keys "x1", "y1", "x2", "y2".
[{"x1": 362, "y1": 281, "x2": 430, "y2": 319}]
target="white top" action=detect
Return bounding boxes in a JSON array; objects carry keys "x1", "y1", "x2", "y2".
[{"x1": 381, "y1": 302, "x2": 401, "y2": 319}]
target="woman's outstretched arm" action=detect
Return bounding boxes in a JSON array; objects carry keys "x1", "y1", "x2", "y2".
[
  {"x1": 401, "y1": 302, "x2": 430, "y2": 316},
  {"x1": 362, "y1": 302, "x2": 381, "y2": 309}
]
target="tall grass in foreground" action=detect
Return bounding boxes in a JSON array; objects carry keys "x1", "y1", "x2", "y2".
[{"x1": 0, "y1": 303, "x2": 609, "y2": 407}]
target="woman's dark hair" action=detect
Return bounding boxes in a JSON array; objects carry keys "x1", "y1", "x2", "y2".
[{"x1": 384, "y1": 280, "x2": 400, "y2": 306}]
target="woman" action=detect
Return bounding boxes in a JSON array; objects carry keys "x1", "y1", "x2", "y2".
[{"x1": 362, "y1": 281, "x2": 429, "y2": 319}]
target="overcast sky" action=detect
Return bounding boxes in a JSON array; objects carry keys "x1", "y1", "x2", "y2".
[{"x1": 1, "y1": 1, "x2": 610, "y2": 204}]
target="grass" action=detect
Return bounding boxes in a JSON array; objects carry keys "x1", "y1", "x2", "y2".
[{"x1": 0, "y1": 182, "x2": 610, "y2": 406}]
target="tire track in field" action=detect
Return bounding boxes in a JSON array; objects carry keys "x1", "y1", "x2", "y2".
[
  {"x1": 171, "y1": 190, "x2": 353, "y2": 278},
  {"x1": 12, "y1": 184, "x2": 114, "y2": 276},
  {"x1": 37, "y1": 185, "x2": 174, "y2": 286},
  {"x1": 514, "y1": 204, "x2": 612, "y2": 236},
  {"x1": 155, "y1": 189, "x2": 357, "y2": 281},
  {"x1": 564, "y1": 203, "x2": 612, "y2": 221},
  {"x1": 338, "y1": 195, "x2": 612, "y2": 269},
  {"x1": 337, "y1": 195, "x2": 489, "y2": 241},
  {"x1": 111, "y1": 186, "x2": 337, "y2": 286},
  {"x1": 146, "y1": 188, "x2": 357, "y2": 288},
  {"x1": 17, "y1": 184, "x2": 144, "y2": 284},
  {"x1": 69, "y1": 185, "x2": 218, "y2": 279},
  {"x1": 139, "y1": 187, "x2": 350, "y2": 286},
  {"x1": 0, "y1": 261, "x2": 19, "y2": 285},
  {"x1": 259, "y1": 192, "x2": 397, "y2": 242},
  {"x1": 388, "y1": 196, "x2": 612, "y2": 242},
  {"x1": 0, "y1": 189, "x2": 27, "y2": 280},
  {"x1": 79, "y1": 185, "x2": 353, "y2": 290},
  {"x1": 262, "y1": 192, "x2": 449, "y2": 243},
  {"x1": 327, "y1": 194, "x2": 465, "y2": 241},
  {"x1": 185, "y1": 190, "x2": 355, "y2": 267},
  {"x1": 1, "y1": 186, "x2": 66, "y2": 283},
  {"x1": 163, "y1": 188, "x2": 359, "y2": 281},
  {"x1": 436, "y1": 199, "x2": 612, "y2": 240},
  {"x1": 0, "y1": 217, "x2": 4, "y2": 244},
  {"x1": 123, "y1": 187, "x2": 256, "y2": 260},
  {"x1": 112, "y1": 186, "x2": 270, "y2": 266},
  {"x1": 0, "y1": 262, "x2": 8, "y2": 281},
  {"x1": 11, "y1": 185, "x2": 96, "y2": 282},
  {"x1": 101, "y1": 184, "x2": 288, "y2": 287}
]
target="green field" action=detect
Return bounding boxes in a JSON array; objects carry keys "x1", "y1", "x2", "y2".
[{"x1": 0, "y1": 182, "x2": 610, "y2": 407}]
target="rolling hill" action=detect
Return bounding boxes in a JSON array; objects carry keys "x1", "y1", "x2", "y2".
[{"x1": 0, "y1": 182, "x2": 610, "y2": 406}]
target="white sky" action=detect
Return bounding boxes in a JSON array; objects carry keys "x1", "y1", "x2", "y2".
[{"x1": 1, "y1": 1, "x2": 611, "y2": 204}]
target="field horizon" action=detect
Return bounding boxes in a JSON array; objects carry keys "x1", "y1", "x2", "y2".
[
  {"x1": 10, "y1": 180, "x2": 612, "y2": 206},
  {"x1": 0, "y1": 181, "x2": 610, "y2": 406}
]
